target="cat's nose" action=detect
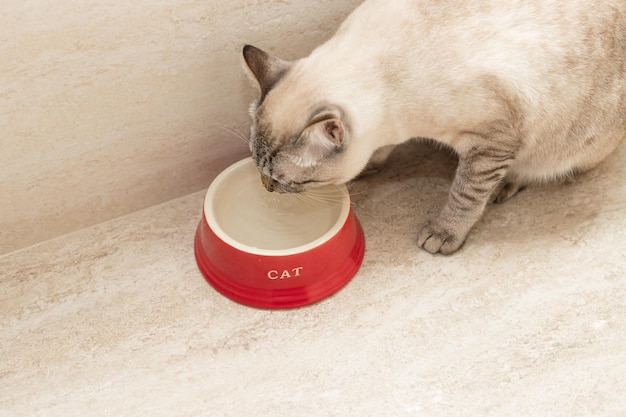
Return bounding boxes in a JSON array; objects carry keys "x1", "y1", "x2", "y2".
[{"x1": 260, "y1": 174, "x2": 277, "y2": 192}]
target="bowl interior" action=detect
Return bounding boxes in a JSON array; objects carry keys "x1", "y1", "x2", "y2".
[{"x1": 205, "y1": 158, "x2": 350, "y2": 255}]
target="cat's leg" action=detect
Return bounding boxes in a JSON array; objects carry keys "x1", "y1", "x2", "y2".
[
  {"x1": 358, "y1": 144, "x2": 396, "y2": 177},
  {"x1": 417, "y1": 145, "x2": 515, "y2": 254}
]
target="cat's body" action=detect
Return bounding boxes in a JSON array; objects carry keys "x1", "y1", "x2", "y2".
[{"x1": 243, "y1": 0, "x2": 626, "y2": 254}]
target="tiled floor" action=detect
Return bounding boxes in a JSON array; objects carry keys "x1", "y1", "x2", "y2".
[{"x1": 2, "y1": 141, "x2": 625, "y2": 417}]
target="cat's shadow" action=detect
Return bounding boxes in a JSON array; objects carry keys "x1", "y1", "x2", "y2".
[{"x1": 350, "y1": 139, "x2": 624, "y2": 253}]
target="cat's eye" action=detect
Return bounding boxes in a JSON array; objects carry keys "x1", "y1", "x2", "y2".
[{"x1": 292, "y1": 180, "x2": 316, "y2": 185}]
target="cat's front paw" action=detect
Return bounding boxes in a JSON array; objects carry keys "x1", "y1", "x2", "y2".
[{"x1": 416, "y1": 221, "x2": 465, "y2": 255}]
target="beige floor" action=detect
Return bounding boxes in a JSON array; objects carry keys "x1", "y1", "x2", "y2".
[{"x1": 2, "y1": 141, "x2": 625, "y2": 417}]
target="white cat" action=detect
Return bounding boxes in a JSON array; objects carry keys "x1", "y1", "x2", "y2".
[{"x1": 243, "y1": 0, "x2": 626, "y2": 254}]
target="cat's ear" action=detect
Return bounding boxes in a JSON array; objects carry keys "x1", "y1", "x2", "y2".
[
  {"x1": 243, "y1": 45, "x2": 291, "y2": 96},
  {"x1": 309, "y1": 118, "x2": 345, "y2": 148},
  {"x1": 298, "y1": 118, "x2": 346, "y2": 166}
]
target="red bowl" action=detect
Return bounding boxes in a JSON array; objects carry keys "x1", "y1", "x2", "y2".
[{"x1": 194, "y1": 158, "x2": 365, "y2": 309}]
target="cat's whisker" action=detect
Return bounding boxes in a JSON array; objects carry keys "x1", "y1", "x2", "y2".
[
  {"x1": 345, "y1": 189, "x2": 366, "y2": 198},
  {"x1": 293, "y1": 193, "x2": 332, "y2": 210},
  {"x1": 210, "y1": 123, "x2": 251, "y2": 146},
  {"x1": 298, "y1": 190, "x2": 345, "y2": 208},
  {"x1": 302, "y1": 196, "x2": 344, "y2": 206},
  {"x1": 217, "y1": 123, "x2": 249, "y2": 142}
]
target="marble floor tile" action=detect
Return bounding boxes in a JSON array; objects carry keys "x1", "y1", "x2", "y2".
[{"x1": 2, "y1": 140, "x2": 625, "y2": 417}]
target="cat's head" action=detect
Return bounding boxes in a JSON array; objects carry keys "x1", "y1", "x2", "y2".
[{"x1": 243, "y1": 45, "x2": 360, "y2": 193}]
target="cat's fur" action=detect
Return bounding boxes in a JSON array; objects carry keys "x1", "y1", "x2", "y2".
[{"x1": 243, "y1": 0, "x2": 626, "y2": 254}]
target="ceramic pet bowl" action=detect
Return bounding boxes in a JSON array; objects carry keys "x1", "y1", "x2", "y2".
[{"x1": 194, "y1": 158, "x2": 365, "y2": 309}]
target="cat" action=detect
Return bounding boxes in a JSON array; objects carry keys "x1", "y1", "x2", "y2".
[{"x1": 242, "y1": 0, "x2": 626, "y2": 255}]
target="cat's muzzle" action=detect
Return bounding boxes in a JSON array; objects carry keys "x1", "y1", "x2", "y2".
[
  {"x1": 260, "y1": 174, "x2": 278, "y2": 192},
  {"x1": 260, "y1": 174, "x2": 300, "y2": 193}
]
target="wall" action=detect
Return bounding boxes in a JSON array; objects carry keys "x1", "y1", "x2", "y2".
[{"x1": 1, "y1": 0, "x2": 363, "y2": 255}]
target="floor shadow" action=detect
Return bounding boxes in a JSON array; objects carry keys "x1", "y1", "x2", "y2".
[{"x1": 350, "y1": 138, "x2": 626, "y2": 254}]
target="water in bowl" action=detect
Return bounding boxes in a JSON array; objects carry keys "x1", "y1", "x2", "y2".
[{"x1": 213, "y1": 173, "x2": 345, "y2": 251}]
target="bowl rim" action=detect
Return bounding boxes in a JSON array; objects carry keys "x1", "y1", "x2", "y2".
[{"x1": 203, "y1": 158, "x2": 351, "y2": 256}]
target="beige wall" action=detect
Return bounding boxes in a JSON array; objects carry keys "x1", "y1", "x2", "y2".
[{"x1": 1, "y1": 0, "x2": 363, "y2": 255}]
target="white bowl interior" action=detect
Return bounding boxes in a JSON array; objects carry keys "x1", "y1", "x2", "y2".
[{"x1": 204, "y1": 158, "x2": 350, "y2": 255}]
